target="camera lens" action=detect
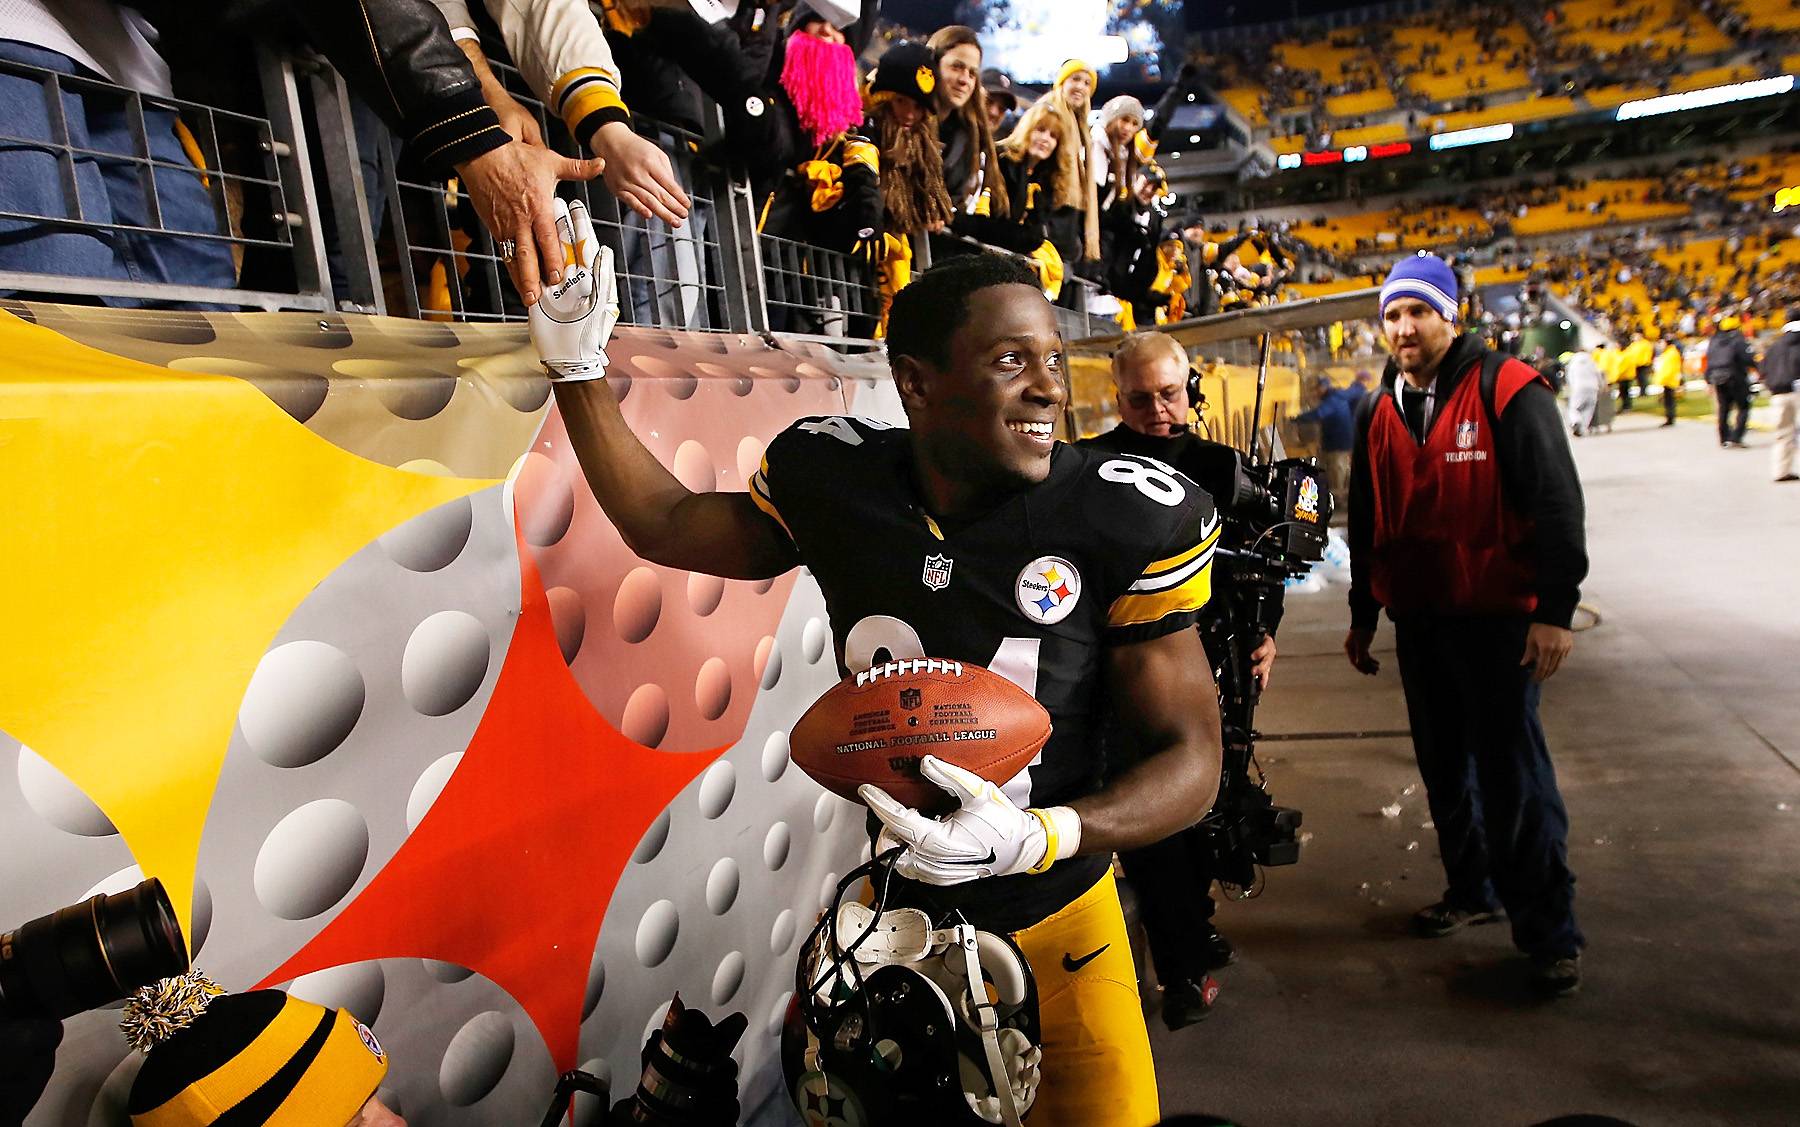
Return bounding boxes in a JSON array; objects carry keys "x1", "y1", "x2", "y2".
[{"x1": 0, "y1": 878, "x2": 189, "y2": 1020}]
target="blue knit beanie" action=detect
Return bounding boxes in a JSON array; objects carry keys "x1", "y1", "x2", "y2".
[{"x1": 1380, "y1": 252, "x2": 1458, "y2": 322}]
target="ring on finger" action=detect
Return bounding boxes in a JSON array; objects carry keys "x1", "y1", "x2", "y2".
[{"x1": 499, "y1": 238, "x2": 517, "y2": 262}]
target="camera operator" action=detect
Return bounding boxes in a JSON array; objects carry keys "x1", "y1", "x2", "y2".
[{"x1": 1078, "y1": 331, "x2": 1277, "y2": 1029}]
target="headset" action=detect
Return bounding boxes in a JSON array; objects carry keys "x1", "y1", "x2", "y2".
[
  {"x1": 782, "y1": 849, "x2": 1042, "y2": 1127},
  {"x1": 1180, "y1": 362, "x2": 1211, "y2": 438}
]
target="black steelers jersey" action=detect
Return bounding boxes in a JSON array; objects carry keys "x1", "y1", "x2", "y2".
[{"x1": 751, "y1": 415, "x2": 1219, "y2": 932}]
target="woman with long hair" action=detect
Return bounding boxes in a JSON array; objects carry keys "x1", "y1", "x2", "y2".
[
  {"x1": 968, "y1": 98, "x2": 1070, "y2": 250},
  {"x1": 1042, "y1": 59, "x2": 1101, "y2": 266},
  {"x1": 946, "y1": 98, "x2": 1074, "y2": 296},
  {"x1": 1096, "y1": 95, "x2": 1147, "y2": 210},
  {"x1": 926, "y1": 25, "x2": 1009, "y2": 221}
]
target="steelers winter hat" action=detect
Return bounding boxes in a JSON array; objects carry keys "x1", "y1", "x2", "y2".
[
  {"x1": 1380, "y1": 251, "x2": 1459, "y2": 322},
  {"x1": 869, "y1": 41, "x2": 938, "y2": 106},
  {"x1": 1100, "y1": 95, "x2": 1146, "y2": 128},
  {"x1": 1055, "y1": 59, "x2": 1097, "y2": 90},
  {"x1": 122, "y1": 971, "x2": 387, "y2": 1127}
]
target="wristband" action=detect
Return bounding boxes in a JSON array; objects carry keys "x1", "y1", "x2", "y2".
[
  {"x1": 1024, "y1": 805, "x2": 1082, "y2": 874},
  {"x1": 543, "y1": 355, "x2": 609, "y2": 383}
]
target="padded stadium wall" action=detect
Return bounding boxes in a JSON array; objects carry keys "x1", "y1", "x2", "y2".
[{"x1": 0, "y1": 303, "x2": 901, "y2": 1125}]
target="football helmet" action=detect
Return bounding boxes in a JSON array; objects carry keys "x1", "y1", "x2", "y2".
[{"x1": 781, "y1": 853, "x2": 1043, "y2": 1126}]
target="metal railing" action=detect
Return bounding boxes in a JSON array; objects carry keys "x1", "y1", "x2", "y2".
[
  {"x1": 758, "y1": 232, "x2": 880, "y2": 337},
  {"x1": 0, "y1": 37, "x2": 1153, "y2": 352},
  {"x1": 0, "y1": 49, "x2": 331, "y2": 310}
]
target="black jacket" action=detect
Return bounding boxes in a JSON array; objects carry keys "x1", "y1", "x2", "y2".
[
  {"x1": 1762, "y1": 327, "x2": 1800, "y2": 394},
  {"x1": 1100, "y1": 199, "x2": 1163, "y2": 307},
  {"x1": 1704, "y1": 328, "x2": 1756, "y2": 386},
  {"x1": 950, "y1": 151, "x2": 1050, "y2": 255},
  {"x1": 1348, "y1": 335, "x2": 1589, "y2": 631},
  {"x1": 228, "y1": 0, "x2": 507, "y2": 173}
]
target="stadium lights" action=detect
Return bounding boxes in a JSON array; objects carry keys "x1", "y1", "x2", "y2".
[
  {"x1": 1615, "y1": 75, "x2": 1795, "y2": 122},
  {"x1": 1343, "y1": 145, "x2": 1369, "y2": 162},
  {"x1": 1276, "y1": 152, "x2": 1302, "y2": 169},
  {"x1": 1429, "y1": 122, "x2": 1514, "y2": 150},
  {"x1": 1189, "y1": 134, "x2": 1202, "y2": 143}
]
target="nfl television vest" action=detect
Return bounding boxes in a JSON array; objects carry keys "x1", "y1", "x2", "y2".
[{"x1": 1365, "y1": 354, "x2": 1544, "y2": 616}]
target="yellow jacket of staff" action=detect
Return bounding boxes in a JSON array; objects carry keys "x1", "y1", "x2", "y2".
[
  {"x1": 1598, "y1": 343, "x2": 1627, "y2": 383},
  {"x1": 1653, "y1": 343, "x2": 1684, "y2": 389}
]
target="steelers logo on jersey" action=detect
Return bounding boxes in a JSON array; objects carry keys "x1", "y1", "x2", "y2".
[{"x1": 1015, "y1": 556, "x2": 1081, "y2": 625}]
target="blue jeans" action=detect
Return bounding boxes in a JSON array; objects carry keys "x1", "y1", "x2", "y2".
[
  {"x1": 0, "y1": 41, "x2": 236, "y2": 305},
  {"x1": 1394, "y1": 613, "x2": 1584, "y2": 959}
]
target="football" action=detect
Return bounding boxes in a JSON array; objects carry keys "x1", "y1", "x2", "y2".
[{"x1": 789, "y1": 658, "x2": 1053, "y2": 814}]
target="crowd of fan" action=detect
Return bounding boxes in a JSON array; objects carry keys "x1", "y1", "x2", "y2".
[
  {"x1": 1283, "y1": 143, "x2": 1798, "y2": 265},
  {"x1": 1537, "y1": 225, "x2": 1800, "y2": 342},
  {"x1": 0, "y1": 0, "x2": 1261, "y2": 339},
  {"x1": 1199, "y1": 0, "x2": 1788, "y2": 153}
]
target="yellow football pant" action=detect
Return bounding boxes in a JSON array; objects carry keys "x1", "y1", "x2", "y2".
[{"x1": 1012, "y1": 868, "x2": 1160, "y2": 1127}]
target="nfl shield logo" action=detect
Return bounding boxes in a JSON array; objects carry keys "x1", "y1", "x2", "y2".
[
  {"x1": 1456, "y1": 419, "x2": 1478, "y2": 449},
  {"x1": 922, "y1": 553, "x2": 953, "y2": 591},
  {"x1": 899, "y1": 688, "x2": 922, "y2": 710}
]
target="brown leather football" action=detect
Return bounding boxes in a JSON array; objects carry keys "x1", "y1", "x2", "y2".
[{"x1": 790, "y1": 658, "x2": 1052, "y2": 814}]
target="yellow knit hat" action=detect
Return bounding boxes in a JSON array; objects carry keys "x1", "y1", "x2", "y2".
[
  {"x1": 122, "y1": 972, "x2": 388, "y2": 1127},
  {"x1": 1055, "y1": 59, "x2": 1096, "y2": 89}
]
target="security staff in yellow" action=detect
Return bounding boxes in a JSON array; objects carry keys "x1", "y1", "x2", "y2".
[{"x1": 537, "y1": 200, "x2": 1223, "y2": 1126}]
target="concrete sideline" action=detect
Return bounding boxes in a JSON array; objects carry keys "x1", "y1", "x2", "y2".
[{"x1": 1148, "y1": 411, "x2": 1800, "y2": 1126}]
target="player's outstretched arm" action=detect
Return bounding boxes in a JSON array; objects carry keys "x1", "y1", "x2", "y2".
[
  {"x1": 1074, "y1": 626, "x2": 1222, "y2": 852},
  {"x1": 534, "y1": 196, "x2": 799, "y2": 580}
]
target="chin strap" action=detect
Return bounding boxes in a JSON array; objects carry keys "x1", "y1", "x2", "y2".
[{"x1": 952, "y1": 925, "x2": 1026, "y2": 1127}]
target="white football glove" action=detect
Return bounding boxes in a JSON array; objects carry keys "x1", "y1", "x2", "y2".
[
  {"x1": 528, "y1": 196, "x2": 619, "y2": 382},
  {"x1": 859, "y1": 756, "x2": 1082, "y2": 887}
]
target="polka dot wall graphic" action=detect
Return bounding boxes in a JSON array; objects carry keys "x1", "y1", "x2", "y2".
[
  {"x1": 17, "y1": 743, "x2": 118, "y2": 837},
  {"x1": 10, "y1": 312, "x2": 898, "y2": 1126},
  {"x1": 239, "y1": 641, "x2": 366, "y2": 769},
  {"x1": 253, "y1": 798, "x2": 371, "y2": 920},
  {"x1": 439, "y1": 1011, "x2": 517, "y2": 1106},
  {"x1": 185, "y1": 483, "x2": 521, "y2": 1046},
  {"x1": 19, "y1": 303, "x2": 549, "y2": 477},
  {"x1": 578, "y1": 564, "x2": 872, "y2": 1121}
]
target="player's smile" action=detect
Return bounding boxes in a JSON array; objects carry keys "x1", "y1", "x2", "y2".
[{"x1": 1005, "y1": 418, "x2": 1057, "y2": 448}]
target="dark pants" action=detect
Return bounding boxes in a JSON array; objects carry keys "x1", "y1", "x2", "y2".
[
  {"x1": 1616, "y1": 380, "x2": 1633, "y2": 411},
  {"x1": 1393, "y1": 614, "x2": 1583, "y2": 958},
  {"x1": 1119, "y1": 827, "x2": 1216, "y2": 987},
  {"x1": 1716, "y1": 381, "x2": 1751, "y2": 445},
  {"x1": 0, "y1": 41, "x2": 236, "y2": 304},
  {"x1": 1662, "y1": 386, "x2": 1678, "y2": 424}
]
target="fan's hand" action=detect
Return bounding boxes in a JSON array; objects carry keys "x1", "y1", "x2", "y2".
[
  {"x1": 859, "y1": 756, "x2": 1080, "y2": 886},
  {"x1": 529, "y1": 196, "x2": 619, "y2": 382}
]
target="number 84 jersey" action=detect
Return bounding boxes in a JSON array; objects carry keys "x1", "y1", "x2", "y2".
[{"x1": 750, "y1": 415, "x2": 1220, "y2": 931}]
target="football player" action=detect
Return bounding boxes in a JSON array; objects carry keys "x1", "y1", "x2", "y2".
[{"x1": 534, "y1": 196, "x2": 1223, "y2": 1127}]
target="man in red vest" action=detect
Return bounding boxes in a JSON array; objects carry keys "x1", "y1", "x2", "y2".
[{"x1": 1344, "y1": 252, "x2": 1589, "y2": 997}]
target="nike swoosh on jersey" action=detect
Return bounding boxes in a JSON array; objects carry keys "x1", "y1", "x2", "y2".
[{"x1": 1062, "y1": 943, "x2": 1111, "y2": 973}]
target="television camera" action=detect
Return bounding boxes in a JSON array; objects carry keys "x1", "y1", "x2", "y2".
[{"x1": 1182, "y1": 333, "x2": 1332, "y2": 891}]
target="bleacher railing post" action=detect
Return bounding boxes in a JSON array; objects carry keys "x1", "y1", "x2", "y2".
[
  {"x1": 702, "y1": 104, "x2": 769, "y2": 334},
  {"x1": 306, "y1": 61, "x2": 385, "y2": 315},
  {"x1": 256, "y1": 47, "x2": 334, "y2": 310}
]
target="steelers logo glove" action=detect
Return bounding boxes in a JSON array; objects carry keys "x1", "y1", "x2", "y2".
[
  {"x1": 860, "y1": 756, "x2": 1081, "y2": 886},
  {"x1": 529, "y1": 196, "x2": 619, "y2": 382}
]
